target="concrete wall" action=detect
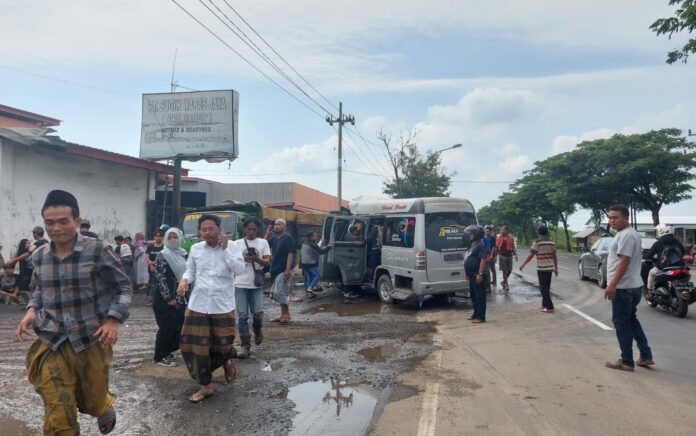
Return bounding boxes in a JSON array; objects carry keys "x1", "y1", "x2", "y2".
[
  {"x1": 208, "y1": 182, "x2": 293, "y2": 206},
  {"x1": 0, "y1": 138, "x2": 155, "y2": 259}
]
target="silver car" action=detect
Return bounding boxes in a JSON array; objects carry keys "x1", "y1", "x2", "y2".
[{"x1": 578, "y1": 235, "x2": 613, "y2": 288}]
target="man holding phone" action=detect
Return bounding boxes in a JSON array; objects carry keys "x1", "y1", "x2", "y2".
[{"x1": 176, "y1": 214, "x2": 246, "y2": 403}]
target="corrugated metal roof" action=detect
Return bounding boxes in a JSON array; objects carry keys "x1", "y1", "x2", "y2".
[
  {"x1": 574, "y1": 227, "x2": 599, "y2": 239},
  {"x1": 0, "y1": 103, "x2": 61, "y2": 126}
]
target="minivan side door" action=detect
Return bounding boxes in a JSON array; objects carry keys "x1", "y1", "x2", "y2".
[
  {"x1": 320, "y1": 215, "x2": 341, "y2": 281},
  {"x1": 330, "y1": 216, "x2": 367, "y2": 285}
]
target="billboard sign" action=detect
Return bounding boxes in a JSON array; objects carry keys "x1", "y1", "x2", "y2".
[{"x1": 140, "y1": 90, "x2": 238, "y2": 162}]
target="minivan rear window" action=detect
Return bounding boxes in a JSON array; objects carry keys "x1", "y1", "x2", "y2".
[
  {"x1": 425, "y1": 212, "x2": 477, "y2": 252},
  {"x1": 384, "y1": 217, "x2": 416, "y2": 248}
]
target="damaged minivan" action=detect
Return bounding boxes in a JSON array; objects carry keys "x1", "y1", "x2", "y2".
[{"x1": 320, "y1": 197, "x2": 477, "y2": 306}]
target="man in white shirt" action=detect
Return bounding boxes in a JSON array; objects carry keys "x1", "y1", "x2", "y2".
[
  {"x1": 176, "y1": 214, "x2": 245, "y2": 403},
  {"x1": 234, "y1": 216, "x2": 271, "y2": 359}
]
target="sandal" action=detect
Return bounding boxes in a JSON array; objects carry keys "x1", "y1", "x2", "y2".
[
  {"x1": 605, "y1": 360, "x2": 634, "y2": 372},
  {"x1": 223, "y1": 359, "x2": 237, "y2": 383},
  {"x1": 189, "y1": 389, "x2": 215, "y2": 404},
  {"x1": 97, "y1": 407, "x2": 116, "y2": 434},
  {"x1": 290, "y1": 295, "x2": 303, "y2": 303},
  {"x1": 271, "y1": 317, "x2": 282, "y2": 323}
]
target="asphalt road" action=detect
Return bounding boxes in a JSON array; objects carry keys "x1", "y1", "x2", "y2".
[{"x1": 517, "y1": 248, "x2": 696, "y2": 378}]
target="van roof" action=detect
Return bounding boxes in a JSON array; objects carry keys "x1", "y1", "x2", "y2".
[{"x1": 349, "y1": 197, "x2": 475, "y2": 215}]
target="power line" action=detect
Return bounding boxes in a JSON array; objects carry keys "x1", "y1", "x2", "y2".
[
  {"x1": 201, "y1": 0, "x2": 335, "y2": 117},
  {"x1": 0, "y1": 64, "x2": 138, "y2": 97},
  {"x1": 343, "y1": 128, "x2": 392, "y2": 177},
  {"x1": 220, "y1": 0, "x2": 340, "y2": 113},
  {"x1": 343, "y1": 125, "x2": 393, "y2": 175},
  {"x1": 170, "y1": 0, "x2": 325, "y2": 119}
]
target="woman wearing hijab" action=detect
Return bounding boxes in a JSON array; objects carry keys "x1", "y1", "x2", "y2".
[
  {"x1": 152, "y1": 228, "x2": 188, "y2": 367},
  {"x1": 133, "y1": 232, "x2": 150, "y2": 290}
]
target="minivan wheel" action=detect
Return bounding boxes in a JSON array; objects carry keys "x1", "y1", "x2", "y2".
[
  {"x1": 578, "y1": 262, "x2": 588, "y2": 280},
  {"x1": 377, "y1": 274, "x2": 394, "y2": 304}
]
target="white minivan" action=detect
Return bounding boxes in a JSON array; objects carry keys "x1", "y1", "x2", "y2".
[{"x1": 320, "y1": 197, "x2": 477, "y2": 305}]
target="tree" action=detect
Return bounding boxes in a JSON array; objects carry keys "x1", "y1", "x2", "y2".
[
  {"x1": 378, "y1": 129, "x2": 453, "y2": 198},
  {"x1": 569, "y1": 129, "x2": 696, "y2": 226},
  {"x1": 650, "y1": 0, "x2": 696, "y2": 63}
]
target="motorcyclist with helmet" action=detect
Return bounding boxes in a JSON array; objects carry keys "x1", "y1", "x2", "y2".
[{"x1": 644, "y1": 224, "x2": 685, "y2": 292}]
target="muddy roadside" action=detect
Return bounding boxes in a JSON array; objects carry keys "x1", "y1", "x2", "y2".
[{"x1": 0, "y1": 285, "x2": 458, "y2": 435}]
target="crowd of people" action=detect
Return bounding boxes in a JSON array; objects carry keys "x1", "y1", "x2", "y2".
[{"x1": 6, "y1": 189, "x2": 678, "y2": 434}]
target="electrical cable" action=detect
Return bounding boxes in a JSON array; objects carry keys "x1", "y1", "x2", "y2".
[{"x1": 170, "y1": 0, "x2": 325, "y2": 119}]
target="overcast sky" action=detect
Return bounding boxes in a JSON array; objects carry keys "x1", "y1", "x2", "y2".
[{"x1": 1, "y1": 0, "x2": 695, "y2": 229}]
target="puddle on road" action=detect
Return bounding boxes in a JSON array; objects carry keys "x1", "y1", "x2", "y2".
[
  {"x1": 279, "y1": 377, "x2": 379, "y2": 436},
  {"x1": 357, "y1": 344, "x2": 398, "y2": 362},
  {"x1": 0, "y1": 416, "x2": 33, "y2": 436},
  {"x1": 302, "y1": 297, "x2": 415, "y2": 317}
]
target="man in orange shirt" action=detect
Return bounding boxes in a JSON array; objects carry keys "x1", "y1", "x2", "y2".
[{"x1": 496, "y1": 226, "x2": 518, "y2": 291}]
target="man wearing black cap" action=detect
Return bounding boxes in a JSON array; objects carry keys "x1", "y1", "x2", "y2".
[
  {"x1": 15, "y1": 189, "x2": 132, "y2": 435},
  {"x1": 80, "y1": 219, "x2": 99, "y2": 239}
]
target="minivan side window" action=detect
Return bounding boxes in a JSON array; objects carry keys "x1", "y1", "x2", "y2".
[
  {"x1": 332, "y1": 218, "x2": 350, "y2": 242},
  {"x1": 383, "y1": 217, "x2": 416, "y2": 248},
  {"x1": 323, "y1": 217, "x2": 334, "y2": 241}
]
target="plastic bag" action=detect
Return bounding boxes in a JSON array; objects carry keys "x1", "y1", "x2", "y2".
[{"x1": 270, "y1": 274, "x2": 290, "y2": 305}]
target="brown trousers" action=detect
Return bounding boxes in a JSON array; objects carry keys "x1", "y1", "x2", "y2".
[{"x1": 180, "y1": 308, "x2": 236, "y2": 385}]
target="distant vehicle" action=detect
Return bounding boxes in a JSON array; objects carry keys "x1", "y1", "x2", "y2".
[
  {"x1": 179, "y1": 202, "x2": 324, "y2": 251},
  {"x1": 578, "y1": 234, "x2": 613, "y2": 288},
  {"x1": 320, "y1": 197, "x2": 477, "y2": 307}
]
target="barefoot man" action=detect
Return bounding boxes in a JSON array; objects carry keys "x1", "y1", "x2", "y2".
[
  {"x1": 16, "y1": 190, "x2": 132, "y2": 435},
  {"x1": 177, "y1": 214, "x2": 245, "y2": 403}
]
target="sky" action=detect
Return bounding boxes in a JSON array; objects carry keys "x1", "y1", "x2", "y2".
[{"x1": 1, "y1": 0, "x2": 695, "y2": 230}]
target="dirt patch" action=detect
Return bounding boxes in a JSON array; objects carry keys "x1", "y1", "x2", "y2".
[{"x1": 0, "y1": 416, "x2": 33, "y2": 436}]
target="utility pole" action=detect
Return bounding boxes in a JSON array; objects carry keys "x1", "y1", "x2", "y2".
[{"x1": 326, "y1": 102, "x2": 355, "y2": 211}]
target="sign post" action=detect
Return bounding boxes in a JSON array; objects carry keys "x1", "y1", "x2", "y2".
[{"x1": 140, "y1": 90, "x2": 239, "y2": 224}]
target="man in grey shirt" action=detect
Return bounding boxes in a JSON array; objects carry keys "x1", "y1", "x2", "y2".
[{"x1": 604, "y1": 205, "x2": 654, "y2": 372}]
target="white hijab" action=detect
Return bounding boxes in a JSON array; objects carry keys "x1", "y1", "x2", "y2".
[{"x1": 161, "y1": 228, "x2": 187, "y2": 281}]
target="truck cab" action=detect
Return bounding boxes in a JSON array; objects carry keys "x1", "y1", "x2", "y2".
[{"x1": 321, "y1": 197, "x2": 477, "y2": 305}]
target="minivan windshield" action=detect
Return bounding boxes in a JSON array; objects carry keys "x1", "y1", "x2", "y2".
[{"x1": 425, "y1": 212, "x2": 477, "y2": 252}]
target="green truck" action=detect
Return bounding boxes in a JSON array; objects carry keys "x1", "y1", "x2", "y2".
[{"x1": 179, "y1": 202, "x2": 325, "y2": 252}]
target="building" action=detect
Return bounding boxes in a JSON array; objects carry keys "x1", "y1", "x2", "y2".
[
  {"x1": 0, "y1": 104, "x2": 184, "y2": 259},
  {"x1": 574, "y1": 227, "x2": 606, "y2": 251},
  {"x1": 156, "y1": 179, "x2": 348, "y2": 220},
  {"x1": 597, "y1": 214, "x2": 696, "y2": 246}
]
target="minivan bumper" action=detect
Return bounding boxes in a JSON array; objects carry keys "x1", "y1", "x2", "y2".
[{"x1": 413, "y1": 278, "x2": 469, "y2": 296}]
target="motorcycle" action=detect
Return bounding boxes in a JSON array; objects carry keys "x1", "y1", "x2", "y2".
[{"x1": 641, "y1": 260, "x2": 695, "y2": 318}]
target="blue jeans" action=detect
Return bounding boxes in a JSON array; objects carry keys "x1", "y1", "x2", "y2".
[
  {"x1": 612, "y1": 287, "x2": 652, "y2": 366},
  {"x1": 235, "y1": 287, "x2": 264, "y2": 337},
  {"x1": 303, "y1": 266, "x2": 320, "y2": 290},
  {"x1": 468, "y1": 273, "x2": 488, "y2": 321}
]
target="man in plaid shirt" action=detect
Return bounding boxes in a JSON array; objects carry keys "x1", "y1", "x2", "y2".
[{"x1": 16, "y1": 190, "x2": 132, "y2": 435}]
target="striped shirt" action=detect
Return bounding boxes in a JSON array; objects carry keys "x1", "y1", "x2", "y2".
[
  {"x1": 27, "y1": 233, "x2": 133, "y2": 353},
  {"x1": 530, "y1": 237, "x2": 556, "y2": 271}
]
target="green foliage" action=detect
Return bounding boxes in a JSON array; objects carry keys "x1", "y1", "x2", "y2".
[
  {"x1": 650, "y1": 0, "x2": 696, "y2": 63},
  {"x1": 382, "y1": 143, "x2": 453, "y2": 199},
  {"x1": 478, "y1": 129, "x2": 696, "y2": 250}
]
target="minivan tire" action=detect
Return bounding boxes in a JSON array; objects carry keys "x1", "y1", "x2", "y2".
[{"x1": 377, "y1": 274, "x2": 394, "y2": 304}]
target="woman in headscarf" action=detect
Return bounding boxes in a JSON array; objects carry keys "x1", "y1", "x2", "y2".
[
  {"x1": 152, "y1": 227, "x2": 188, "y2": 367},
  {"x1": 133, "y1": 232, "x2": 150, "y2": 290}
]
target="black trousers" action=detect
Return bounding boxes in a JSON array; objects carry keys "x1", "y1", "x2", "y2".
[
  {"x1": 153, "y1": 290, "x2": 185, "y2": 361},
  {"x1": 537, "y1": 271, "x2": 554, "y2": 310}
]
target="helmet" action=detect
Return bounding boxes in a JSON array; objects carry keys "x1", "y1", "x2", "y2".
[
  {"x1": 655, "y1": 224, "x2": 674, "y2": 238},
  {"x1": 464, "y1": 225, "x2": 485, "y2": 240}
]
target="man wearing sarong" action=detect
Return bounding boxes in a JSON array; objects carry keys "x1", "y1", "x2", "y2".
[
  {"x1": 15, "y1": 190, "x2": 132, "y2": 435},
  {"x1": 177, "y1": 213, "x2": 245, "y2": 403}
]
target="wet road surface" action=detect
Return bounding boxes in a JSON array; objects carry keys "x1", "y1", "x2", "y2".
[{"x1": 0, "y1": 276, "x2": 545, "y2": 435}]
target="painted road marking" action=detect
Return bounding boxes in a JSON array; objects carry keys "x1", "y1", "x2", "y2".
[
  {"x1": 558, "y1": 265, "x2": 571, "y2": 270},
  {"x1": 417, "y1": 338, "x2": 443, "y2": 436},
  {"x1": 562, "y1": 304, "x2": 613, "y2": 330}
]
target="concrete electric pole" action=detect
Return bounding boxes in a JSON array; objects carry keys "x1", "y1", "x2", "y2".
[{"x1": 326, "y1": 102, "x2": 355, "y2": 212}]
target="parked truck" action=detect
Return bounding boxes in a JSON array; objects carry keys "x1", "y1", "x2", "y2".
[{"x1": 179, "y1": 202, "x2": 325, "y2": 251}]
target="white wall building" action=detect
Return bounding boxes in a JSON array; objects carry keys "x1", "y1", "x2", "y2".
[{"x1": 0, "y1": 124, "x2": 181, "y2": 260}]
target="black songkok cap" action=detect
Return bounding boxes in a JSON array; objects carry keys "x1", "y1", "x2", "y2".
[{"x1": 42, "y1": 190, "x2": 80, "y2": 215}]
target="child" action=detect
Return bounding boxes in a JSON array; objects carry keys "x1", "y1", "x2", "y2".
[{"x1": 1, "y1": 263, "x2": 21, "y2": 303}]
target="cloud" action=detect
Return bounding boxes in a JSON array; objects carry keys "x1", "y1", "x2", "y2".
[
  {"x1": 498, "y1": 155, "x2": 532, "y2": 175},
  {"x1": 415, "y1": 87, "x2": 543, "y2": 146},
  {"x1": 551, "y1": 128, "x2": 615, "y2": 153}
]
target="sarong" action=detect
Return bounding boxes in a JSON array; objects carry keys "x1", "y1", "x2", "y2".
[
  {"x1": 26, "y1": 340, "x2": 114, "y2": 436},
  {"x1": 180, "y1": 308, "x2": 236, "y2": 385}
]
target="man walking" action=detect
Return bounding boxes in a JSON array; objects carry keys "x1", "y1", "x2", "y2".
[
  {"x1": 484, "y1": 225, "x2": 497, "y2": 287},
  {"x1": 496, "y1": 226, "x2": 518, "y2": 291},
  {"x1": 266, "y1": 218, "x2": 296, "y2": 324},
  {"x1": 176, "y1": 214, "x2": 245, "y2": 403},
  {"x1": 604, "y1": 205, "x2": 654, "y2": 372},
  {"x1": 15, "y1": 190, "x2": 132, "y2": 435},
  {"x1": 519, "y1": 225, "x2": 558, "y2": 312}
]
